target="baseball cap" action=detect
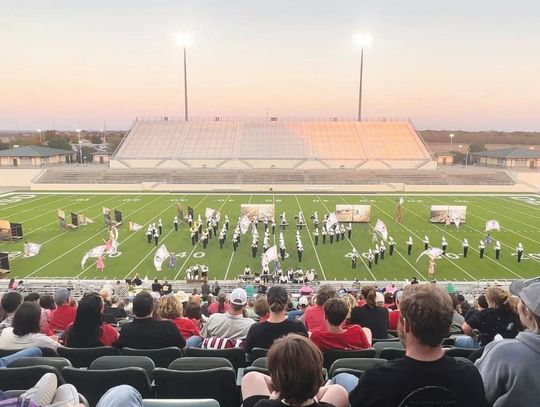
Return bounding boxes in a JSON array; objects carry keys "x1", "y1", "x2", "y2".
[
  {"x1": 298, "y1": 296, "x2": 309, "y2": 306},
  {"x1": 510, "y1": 277, "x2": 540, "y2": 317},
  {"x1": 230, "y1": 288, "x2": 248, "y2": 306},
  {"x1": 175, "y1": 290, "x2": 189, "y2": 303},
  {"x1": 54, "y1": 288, "x2": 70, "y2": 305}
]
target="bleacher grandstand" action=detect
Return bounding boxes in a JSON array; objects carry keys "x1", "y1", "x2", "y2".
[{"x1": 111, "y1": 117, "x2": 435, "y2": 170}]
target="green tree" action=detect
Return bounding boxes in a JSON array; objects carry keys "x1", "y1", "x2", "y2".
[
  {"x1": 90, "y1": 135, "x2": 102, "y2": 144},
  {"x1": 0, "y1": 142, "x2": 9, "y2": 150},
  {"x1": 47, "y1": 136, "x2": 72, "y2": 151},
  {"x1": 81, "y1": 146, "x2": 95, "y2": 163},
  {"x1": 468, "y1": 142, "x2": 487, "y2": 153}
]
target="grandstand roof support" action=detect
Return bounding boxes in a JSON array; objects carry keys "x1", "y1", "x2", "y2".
[{"x1": 183, "y1": 46, "x2": 189, "y2": 121}]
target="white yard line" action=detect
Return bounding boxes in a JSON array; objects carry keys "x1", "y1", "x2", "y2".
[
  {"x1": 338, "y1": 195, "x2": 427, "y2": 281},
  {"x1": 77, "y1": 193, "x2": 187, "y2": 279},
  {"x1": 315, "y1": 195, "x2": 372, "y2": 280},
  {"x1": 223, "y1": 195, "x2": 250, "y2": 280},
  {"x1": 379, "y1": 195, "x2": 523, "y2": 280},
  {"x1": 174, "y1": 195, "x2": 227, "y2": 280},
  {"x1": 0, "y1": 194, "x2": 73, "y2": 217},
  {"x1": 23, "y1": 193, "x2": 157, "y2": 278},
  {"x1": 295, "y1": 195, "x2": 327, "y2": 280}
]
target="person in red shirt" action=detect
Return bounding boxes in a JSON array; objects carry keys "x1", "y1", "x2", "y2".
[
  {"x1": 49, "y1": 288, "x2": 77, "y2": 332},
  {"x1": 157, "y1": 294, "x2": 202, "y2": 348},
  {"x1": 311, "y1": 298, "x2": 371, "y2": 351},
  {"x1": 303, "y1": 284, "x2": 336, "y2": 333},
  {"x1": 65, "y1": 293, "x2": 119, "y2": 347},
  {"x1": 388, "y1": 290, "x2": 403, "y2": 331},
  {"x1": 207, "y1": 292, "x2": 230, "y2": 315}
]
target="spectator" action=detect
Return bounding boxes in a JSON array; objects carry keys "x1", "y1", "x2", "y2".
[
  {"x1": 449, "y1": 293, "x2": 465, "y2": 334},
  {"x1": 212, "y1": 280, "x2": 221, "y2": 296},
  {"x1": 0, "y1": 292, "x2": 23, "y2": 333},
  {"x1": 340, "y1": 294, "x2": 356, "y2": 324},
  {"x1": 383, "y1": 292, "x2": 395, "y2": 309},
  {"x1": 476, "y1": 278, "x2": 540, "y2": 406},
  {"x1": 201, "y1": 288, "x2": 255, "y2": 341},
  {"x1": 245, "y1": 282, "x2": 255, "y2": 298},
  {"x1": 65, "y1": 293, "x2": 119, "y2": 347},
  {"x1": 201, "y1": 294, "x2": 213, "y2": 317},
  {"x1": 157, "y1": 295, "x2": 202, "y2": 347},
  {"x1": 133, "y1": 274, "x2": 142, "y2": 286},
  {"x1": 244, "y1": 286, "x2": 307, "y2": 353},
  {"x1": 311, "y1": 298, "x2": 371, "y2": 351},
  {"x1": 254, "y1": 295, "x2": 270, "y2": 322},
  {"x1": 161, "y1": 281, "x2": 172, "y2": 295},
  {"x1": 184, "y1": 300, "x2": 207, "y2": 332},
  {"x1": 349, "y1": 286, "x2": 389, "y2": 339},
  {"x1": 49, "y1": 288, "x2": 77, "y2": 332},
  {"x1": 245, "y1": 298, "x2": 258, "y2": 320},
  {"x1": 104, "y1": 295, "x2": 128, "y2": 320},
  {"x1": 208, "y1": 291, "x2": 230, "y2": 315},
  {"x1": 299, "y1": 283, "x2": 314, "y2": 297},
  {"x1": 458, "y1": 286, "x2": 521, "y2": 348},
  {"x1": 151, "y1": 278, "x2": 162, "y2": 294},
  {"x1": 7, "y1": 279, "x2": 17, "y2": 291},
  {"x1": 335, "y1": 284, "x2": 488, "y2": 406},
  {"x1": 116, "y1": 291, "x2": 186, "y2": 349},
  {"x1": 201, "y1": 279, "x2": 210, "y2": 296},
  {"x1": 0, "y1": 302, "x2": 59, "y2": 350},
  {"x1": 387, "y1": 290, "x2": 403, "y2": 331},
  {"x1": 241, "y1": 334, "x2": 348, "y2": 407},
  {"x1": 287, "y1": 296, "x2": 309, "y2": 321},
  {"x1": 303, "y1": 284, "x2": 336, "y2": 333},
  {"x1": 464, "y1": 294, "x2": 488, "y2": 321}
]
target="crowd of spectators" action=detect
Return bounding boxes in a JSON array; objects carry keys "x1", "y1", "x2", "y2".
[{"x1": 0, "y1": 276, "x2": 538, "y2": 406}]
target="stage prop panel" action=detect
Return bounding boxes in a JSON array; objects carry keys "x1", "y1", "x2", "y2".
[
  {"x1": 429, "y1": 205, "x2": 467, "y2": 223},
  {"x1": 240, "y1": 204, "x2": 276, "y2": 221},
  {"x1": 335, "y1": 205, "x2": 371, "y2": 223}
]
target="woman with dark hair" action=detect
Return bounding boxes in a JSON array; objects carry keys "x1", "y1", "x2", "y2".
[
  {"x1": 244, "y1": 286, "x2": 307, "y2": 353},
  {"x1": 349, "y1": 286, "x2": 389, "y2": 339},
  {"x1": 303, "y1": 284, "x2": 336, "y2": 333},
  {"x1": 185, "y1": 300, "x2": 206, "y2": 331},
  {"x1": 207, "y1": 291, "x2": 229, "y2": 315},
  {"x1": 241, "y1": 334, "x2": 348, "y2": 407},
  {"x1": 64, "y1": 293, "x2": 119, "y2": 347},
  {"x1": 0, "y1": 302, "x2": 59, "y2": 349}
]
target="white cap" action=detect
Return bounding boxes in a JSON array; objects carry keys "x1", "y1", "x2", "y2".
[
  {"x1": 230, "y1": 288, "x2": 248, "y2": 306},
  {"x1": 298, "y1": 296, "x2": 309, "y2": 306}
]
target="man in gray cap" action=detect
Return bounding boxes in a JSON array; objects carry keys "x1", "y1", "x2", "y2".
[
  {"x1": 476, "y1": 277, "x2": 540, "y2": 407},
  {"x1": 49, "y1": 288, "x2": 76, "y2": 332},
  {"x1": 201, "y1": 288, "x2": 255, "y2": 341}
]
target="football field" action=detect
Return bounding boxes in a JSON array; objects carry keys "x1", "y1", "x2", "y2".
[{"x1": 1, "y1": 191, "x2": 539, "y2": 283}]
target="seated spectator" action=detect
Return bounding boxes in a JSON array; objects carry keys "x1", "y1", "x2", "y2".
[
  {"x1": 161, "y1": 281, "x2": 172, "y2": 295},
  {"x1": 340, "y1": 294, "x2": 357, "y2": 325},
  {"x1": 185, "y1": 300, "x2": 207, "y2": 331},
  {"x1": 244, "y1": 286, "x2": 307, "y2": 353},
  {"x1": 133, "y1": 274, "x2": 143, "y2": 286},
  {"x1": 246, "y1": 298, "x2": 258, "y2": 320},
  {"x1": 151, "y1": 278, "x2": 162, "y2": 293},
  {"x1": 64, "y1": 293, "x2": 119, "y2": 347},
  {"x1": 0, "y1": 302, "x2": 59, "y2": 350},
  {"x1": 201, "y1": 288, "x2": 255, "y2": 341},
  {"x1": 241, "y1": 334, "x2": 348, "y2": 407},
  {"x1": 383, "y1": 292, "x2": 395, "y2": 310},
  {"x1": 475, "y1": 278, "x2": 540, "y2": 407},
  {"x1": 349, "y1": 286, "x2": 389, "y2": 339},
  {"x1": 300, "y1": 283, "x2": 314, "y2": 297},
  {"x1": 449, "y1": 293, "x2": 465, "y2": 334},
  {"x1": 310, "y1": 298, "x2": 371, "y2": 351},
  {"x1": 201, "y1": 279, "x2": 211, "y2": 296},
  {"x1": 458, "y1": 286, "x2": 522, "y2": 348},
  {"x1": 208, "y1": 291, "x2": 229, "y2": 314},
  {"x1": 116, "y1": 291, "x2": 186, "y2": 349},
  {"x1": 157, "y1": 295, "x2": 202, "y2": 347},
  {"x1": 49, "y1": 288, "x2": 77, "y2": 332},
  {"x1": 39, "y1": 295, "x2": 56, "y2": 335},
  {"x1": 287, "y1": 296, "x2": 309, "y2": 321},
  {"x1": 201, "y1": 294, "x2": 213, "y2": 317},
  {"x1": 387, "y1": 290, "x2": 403, "y2": 331},
  {"x1": 0, "y1": 292, "x2": 23, "y2": 333},
  {"x1": 104, "y1": 295, "x2": 128, "y2": 320},
  {"x1": 0, "y1": 347, "x2": 42, "y2": 368},
  {"x1": 303, "y1": 284, "x2": 336, "y2": 333},
  {"x1": 254, "y1": 295, "x2": 270, "y2": 322},
  {"x1": 464, "y1": 294, "x2": 488, "y2": 321},
  {"x1": 334, "y1": 284, "x2": 488, "y2": 406}
]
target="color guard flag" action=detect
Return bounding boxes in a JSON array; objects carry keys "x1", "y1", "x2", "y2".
[
  {"x1": 23, "y1": 242, "x2": 41, "y2": 258},
  {"x1": 486, "y1": 220, "x2": 500, "y2": 232},
  {"x1": 326, "y1": 212, "x2": 339, "y2": 229},
  {"x1": 81, "y1": 245, "x2": 106, "y2": 269},
  {"x1": 374, "y1": 219, "x2": 388, "y2": 241},
  {"x1": 416, "y1": 247, "x2": 444, "y2": 263},
  {"x1": 129, "y1": 222, "x2": 143, "y2": 232},
  {"x1": 262, "y1": 245, "x2": 278, "y2": 268},
  {"x1": 154, "y1": 244, "x2": 170, "y2": 271},
  {"x1": 240, "y1": 215, "x2": 251, "y2": 234}
]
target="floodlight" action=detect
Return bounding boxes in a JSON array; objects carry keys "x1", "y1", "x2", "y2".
[
  {"x1": 353, "y1": 33, "x2": 373, "y2": 48},
  {"x1": 176, "y1": 33, "x2": 194, "y2": 47}
]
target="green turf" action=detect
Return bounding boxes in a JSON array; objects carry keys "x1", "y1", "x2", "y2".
[{"x1": 1, "y1": 192, "x2": 539, "y2": 282}]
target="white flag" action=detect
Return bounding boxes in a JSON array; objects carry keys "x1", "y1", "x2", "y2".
[
  {"x1": 205, "y1": 208, "x2": 221, "y2": 220},
  {"x1": 154, "y1": 244, "x2": 170, "y2": 271},
  {"x1": 23, "y1": 242, "x2": 41, "y2": 258},
  {"x1": 326, "y1": 212, "x2": 339, "y2": 229},
  {"x1": 240, "y1": 215, "x2": 251, "y2": 235},
  {"x1": 416, "y1": 247, "x2": 444, "y2": 263},
  {"x1": 453, "y1": 216, "x2": 461, "y2": 229},
  {"x1": 262, "y1": 245, "x2": 278, "y2": 268},
  {"x1": 374, "y1": 219, "x2": 388, "y2": 241},
  {"x1": 398, "y1": 197, "x2": 404, "y2": 205},
  {"x1": 81, "y1": 245, "x2": 106, "y2": 269},
  {"x1": 485, "y1": 220, "x2": 500, "y2": 232},
  {"x1": 129, "y1": 222, "x2": 143, "y2": 232}
]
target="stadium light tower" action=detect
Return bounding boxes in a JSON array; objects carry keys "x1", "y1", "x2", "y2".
[
  {"x1": 176, "y1": 33, "x2": 194, "y2": 121},
  {"x1": 449, "y1": 133, "x2": 455, "y2": 152},
  {"x1": 353, "y1": 33, "x2": 373, "y2": 122}
]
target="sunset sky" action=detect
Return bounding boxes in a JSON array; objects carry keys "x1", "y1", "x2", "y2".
[{"x1": 1, "y1": 0, "x2": 539, "y2": 131}]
